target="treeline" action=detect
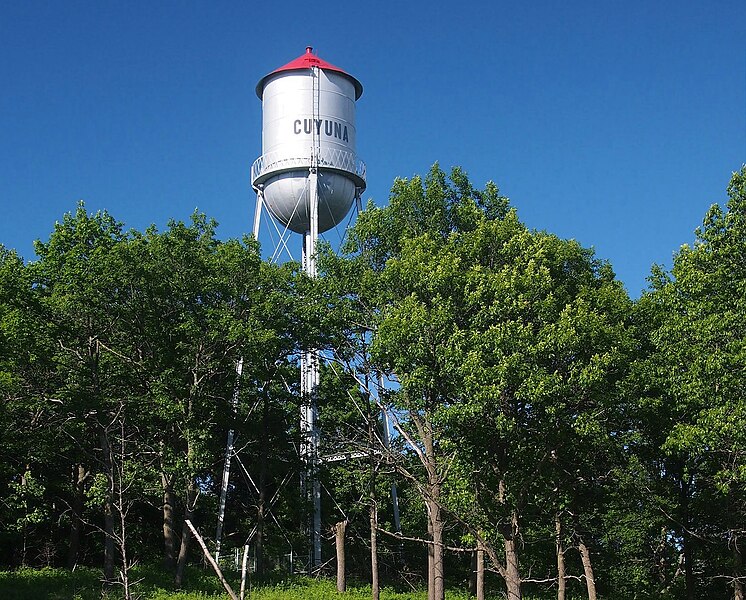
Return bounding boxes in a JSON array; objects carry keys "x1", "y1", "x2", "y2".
[{"x1": 0, "y1": 165, "x2": 744, "y2": 600}]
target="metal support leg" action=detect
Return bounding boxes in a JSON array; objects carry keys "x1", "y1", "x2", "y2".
[
  {"x1": 300, "y1": 169, "x2": 321, "y2": 569},
  {"x1": 379, "y1": 374, "x2": 403, "y2": 563},
  {"x1": 253, "y1": 187, "x2": 264, "y2": 239},
  {"x1": 215, "y1": 357, "x2": 244, "y2": 562}
]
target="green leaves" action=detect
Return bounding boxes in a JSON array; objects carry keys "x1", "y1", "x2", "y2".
[{"x1": 634, "y1": 166, "x2": 746, "y2": 596}]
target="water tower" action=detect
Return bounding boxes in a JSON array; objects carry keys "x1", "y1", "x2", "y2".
[{"x1": 251, "y1": 47, "x2": 366, "y2": 569}]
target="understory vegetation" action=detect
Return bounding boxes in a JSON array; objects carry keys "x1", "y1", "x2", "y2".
[
  {"x1": 1, "y1": 165, "x2": 745, "y2": 600},
  {"x1": 0, "y1": 566, "x2": 584, "y2": 600}
]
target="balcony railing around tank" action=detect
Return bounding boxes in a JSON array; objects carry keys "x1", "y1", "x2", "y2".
[{"x1": 251, "y1": 148, "x2": 366, "y2": 188}]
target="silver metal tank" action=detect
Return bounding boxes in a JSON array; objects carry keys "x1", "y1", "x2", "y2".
[{"x1": 251, "y1": 47, "x2": 365, "y2": 234}]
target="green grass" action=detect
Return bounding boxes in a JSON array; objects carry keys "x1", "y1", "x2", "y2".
[
  {"x1": 0, "y1": 566, "x2": 565, "y2": 599},
  {"x1": 0, "y1": 567, "x2": 433, "y2": 600}
]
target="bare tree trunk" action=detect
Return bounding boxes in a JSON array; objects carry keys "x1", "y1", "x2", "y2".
[
  {"x1": 415, "y1": 408, "x2": 445, "y2": 600},
  {"x1": 682, "y1": 529, "x2": 694, "y2": 600},
  {"x1": 240, "y1": 544, "x2": 250, "y2": 600},
  {"x1": 256, "y1": 388, "x2": 269, "y2": 577},
  {"x1": 67, "y1": 464, "x2": 88, "y2": 569},
  {"x1": 428, "y1": 498, "x2": 446, "y2": 600},
  {"x1": 367, "y1": 384, "x2": 380, "y2": 600},
  {"x1": 256, "y1": 471, "x2": 266, "y2": 577},
  {"x1": 427, "y1": 516, "x2": 435, "y2": 600},
  {"x1": 119, "y1": 499, "x2": 131, "y2": 600},
  {"x1": 470, "y1": 550, "x2": 477, "y2": 597},
  {"x1": 335, "y1": 520, "x2": 347, "y2": 592},
  {"x1": 577, "y1": 536, "x2": 597, "y2": 600},
  {"x1": 504, "y1": 511, "x2": 521, "y2": 600},
  {"x1": 161, "y1": 469, "x2": 177, "y2": 571},
  {"x1": 679, "y1": 477, "x2": 695, "y2": 600},
  {"x1": 476, "y1": 542, "x2": 485, "y2": 600},
  {"x1": 115, "y1": 418, "x2": 132, "y2": 600},
  {"x1": 19, "y1": 468, "x2": 30, "y2": 567},
  {"x1": 735, "y1": 540, "x2": 744, "y2": 600},
  {"x1": 185, "y1": 520, "x2": 239, "y2": 600},
  {"x1": 370, "y1": 502, "x2": 379, "y2": 600},
  {"x1": 556, "y1": 514, "x2": 566, "y2": 600},
  {"x1": 175, "y1": 474, "x2": 197, "y2": 588},
  {"x1": 98, "y1": 424, "x2": 116, "y2": 584}
]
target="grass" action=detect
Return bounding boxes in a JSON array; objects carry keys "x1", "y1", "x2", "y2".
[
  {"x1": 0, "y1": 566, "x2": 568, "y2": 599},
  {"x1": 0, "y1": 566, "x2": 435, "y2": 600}
]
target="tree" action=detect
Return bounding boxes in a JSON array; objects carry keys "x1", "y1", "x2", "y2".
[
  {"x1": 325, "y1": 166, "x2": 508, "y2": 599},
  {"x1": 107, "y1": 214, "x2": 298, "y2": 586},
  {"x1": 438, "y1": 205, "x2": 636, "y2": 600},
  {"x1": 0, "y1": 247, "x2": 46, "y2": 566},
  {"x1": 30, "y1": 204, "x2": 136, "y2": 582},
  {"x1": 642, "y1": 166, "x2": 746, "y2": 599},
  {"x1": 324, "y1": 164, "x2": 637, "y2": 600}
]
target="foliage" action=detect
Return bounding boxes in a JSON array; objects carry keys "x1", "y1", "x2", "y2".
[
  {"x1": 1, "y1": 166, "x2": 744, "y2": 599},
  {"x1": 635, "y1": 165, "x2": 746, "y2": 598},
  {"x1": 0, "y1": 566, "x2": 566, "y2": 599}
]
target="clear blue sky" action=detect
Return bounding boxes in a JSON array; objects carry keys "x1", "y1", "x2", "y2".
[{"x1": 1, "y1": 1, "x2": 744, "y2": 296}]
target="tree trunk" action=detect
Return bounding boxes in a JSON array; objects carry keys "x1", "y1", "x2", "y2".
[
  {"x1": 682, "y1": 529, "x2": 694, "y2": 600},
  {"x1": 67, "y1": 464, "x2": 88, "y2": 570},
  {"x1": 427, "y1": 516, "x2": 435, "y2": 600},
  {"x1": 555, "y1": 514, "x2": 566, "y2": 600},
  {"x1": 116, "y1": 418, "x2": 132, "y2": 600},
  {"x1": 504, "y1": 511, "x2": 521, "y2": 600},
  {"x1": 367, "y1": 386, "x2": 380, "y2": 600},
  {"x1": 175, "y1": 474, "x2": 197, "y2": 588},
  {"x1": 98, "y1": 424, "x2": 116, "y2": 584},
  {"x1": 476, "y1": 542, "x2": 485, "y2": 600},
  {"x1": 735, "y1": 540, "x2": 744, "y2": 600},
  {"x1": 161, "y1": 470, "x2": 177, "y2": 571},
  {"x1": 470, "y1": 550, "x2": 477, "y2": 597},
  {"x1": 256, "y1": 471, "x2": 266, "y2": 577},
  {"x1": 680, "y1": 477, "x2": 695, "y2": 600},
  {"x1": 416, "y1": 408, "x2": 445, "y2": 600},
  {"x1": 428, "y1": 498, "x2": 446, "y2": 600},
  {"x1": 256, "y1": 389, "x2": 269, "y2": 577},
  {"x1": 335, "y1": 520, "x2": 347, "y2": 593},
  {"x1": 19, "y1": 469, "x2": 29, "y2": 567},
  {"x1": 185, "y1": 520, "x2": 239, "y2": 600},
  {"x1": 577, "y1": 536, "x2": 597, "y2": 600},
  {"x1": 370, "y1": 502, "x2": 379, "y2": 600}
]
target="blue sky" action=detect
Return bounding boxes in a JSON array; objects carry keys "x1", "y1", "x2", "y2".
[{"x1": 1, "y1": 1, "x2": 744, "y2": 297}]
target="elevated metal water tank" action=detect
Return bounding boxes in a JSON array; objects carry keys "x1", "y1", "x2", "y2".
[{"x1": 251, "y1": 47, "x2": 365, "y2": 234}]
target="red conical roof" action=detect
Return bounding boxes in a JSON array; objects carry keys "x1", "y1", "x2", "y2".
[{"x1": 256, "y1": 47, "x2": 363, "y2": 100}]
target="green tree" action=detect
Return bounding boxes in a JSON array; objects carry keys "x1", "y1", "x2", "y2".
[
  {"x1": 107, "y1": 214, "x2": 299, "y2": 585},
  {"x1": 325, "y1": 165, "x2": 637, "y2": 600},
  {"x1": 324, "y1": 165, "x2": 510, "y2": 600},
  {"x1": 412, "y1": 200, "x2": 638, "y2": 600},
  {"x1": 642, "y1": 166, "x2": 746, "y2": 600},
  {"x1": 0, "y1": 247, "x2": 62, "y2": 566},
  {"x1": 30, "y1": 203, "x2": 135, "y2": 581}
]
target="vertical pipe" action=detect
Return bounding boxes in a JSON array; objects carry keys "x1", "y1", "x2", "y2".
[
  {"x1": 305, "y1": 67, "x2": 322, "y2": 568},
  {"x1": 299, "y1": 167, "x2": 321, "y2": 570},
  {"x1": 299, "y1": 234, "x2": 311, "y2": 569},
  {"x1": 309, "y1": 167, "x2": 322, "y2": 568}
]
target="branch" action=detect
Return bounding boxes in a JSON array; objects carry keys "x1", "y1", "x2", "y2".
[
  {"x1": 185, "y1": 520, "x2": 238, "y2": 600},
  {"x1": 375, "y1": 526, "x2": 473, "y2": 553}
]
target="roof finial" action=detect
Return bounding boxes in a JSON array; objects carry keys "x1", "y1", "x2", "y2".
[{"x1": 306, "y1": 46, "x2": 313, "y2": 54}]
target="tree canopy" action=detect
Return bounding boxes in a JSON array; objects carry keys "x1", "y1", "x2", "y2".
[{"x1": 1, "y1": 166, "x2": 745, "y2": 600}]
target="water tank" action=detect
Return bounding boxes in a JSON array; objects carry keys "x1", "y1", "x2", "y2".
[{"x1": 251, "y1": 47, "x2": 366, "y2": 234}]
